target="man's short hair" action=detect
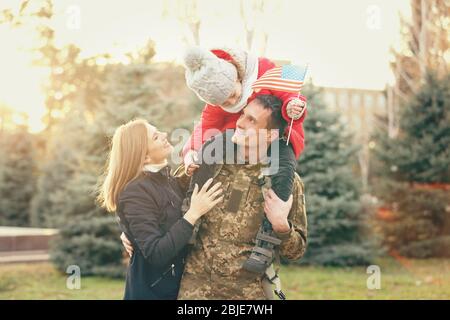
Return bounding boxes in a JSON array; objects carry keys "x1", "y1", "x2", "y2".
[{"x1": 253, "y1": 94, "x2": 287, "y2": 133}]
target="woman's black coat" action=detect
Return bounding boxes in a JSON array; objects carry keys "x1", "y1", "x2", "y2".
[{"x1": 116, "y1": 166, "x2": 193, "y2": 300}]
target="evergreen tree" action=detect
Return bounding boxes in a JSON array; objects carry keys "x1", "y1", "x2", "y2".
[
  {"x1": 50, "y1": 46, "x2": 180, "y2": 277},
  {"x1": 375, "y1": 73, "x2": 450, "y2": 183},
  {"x1": 294, "y1": 85, "x2": 376, "y2": 266},
  {"x1": 30, "y1": 112, "x2": 85, "y2": 227},
  {"x1": 373, "y1": 72, "x2": 450, "y2": 258},
  {"x1": 0, "y1": 126, "x2": 36, "y2": 226},
  {"x1": 2, "y1": 0, "x2": 109, "y2": 228}
]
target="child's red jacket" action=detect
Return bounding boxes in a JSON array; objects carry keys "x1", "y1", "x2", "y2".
[{"x1": 182, "y1": 50, "x2": 307, "y2": 159}]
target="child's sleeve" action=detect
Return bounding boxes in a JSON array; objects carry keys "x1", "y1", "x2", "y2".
[
  {"x1": 182, "y1": 104, "x2": 227, "y2": 157},
  {"x1": 277, "y1": 91, "x2": 308, "y2": 124}
]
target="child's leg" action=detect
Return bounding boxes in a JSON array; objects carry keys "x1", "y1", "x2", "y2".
[
  {"x1": 243, "y1": 141, "x2": 296, "y2": 275},
  {"x1": 269, "y1": 141, "x2": 296, "y2": 202}
]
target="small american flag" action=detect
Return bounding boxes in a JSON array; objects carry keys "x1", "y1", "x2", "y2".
[{"x1": 252, "y1": 64, "x2": 308, "y2": 93}]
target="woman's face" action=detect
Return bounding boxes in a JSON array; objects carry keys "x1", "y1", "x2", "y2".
[
  {"x1": 221, "y1": 80, "x2": 242, "y2": 108},
  {"x1": 145, "y1": 123, "x2": 173, "y2": 164}
]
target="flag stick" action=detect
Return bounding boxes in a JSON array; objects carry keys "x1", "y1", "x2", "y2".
[
  {"x1": 286, "y1": 91, "x2": 300, "y2": 146},
  {"x1": 286, "y1": 63, "x2": 308, "y2": 146}
]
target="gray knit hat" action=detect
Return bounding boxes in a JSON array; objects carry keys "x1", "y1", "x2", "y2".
[{"x1": 183, "y1": 46, "x2": 238, "y2": 106}]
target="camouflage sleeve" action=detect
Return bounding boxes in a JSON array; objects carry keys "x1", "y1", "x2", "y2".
[{"x1": 275, "y1": 173, "x2": 308, "y2": 261}]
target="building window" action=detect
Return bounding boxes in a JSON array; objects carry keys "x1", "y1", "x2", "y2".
[
  {"x1": 324, "y1": 92, "x2": 336, "y2": 109},
  {"x1": 351, "y1": 93, "x2": 361, "y2": 108},
  {"x1": 353, "y1": 117, "x2": 361, "y2": 130},
  {"x1": 377, "y1": 94, "x2": 386, "y2": 109},
  {"x1": 339, "y1": 92, "x2": 349, "y2": 109},
  {"x1": 364, "y1": 94, "x2": 374, "y2": 109}
]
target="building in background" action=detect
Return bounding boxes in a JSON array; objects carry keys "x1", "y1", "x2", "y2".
[{"x1": 320, "y1": 86, "x2": 388, "y2": 191}]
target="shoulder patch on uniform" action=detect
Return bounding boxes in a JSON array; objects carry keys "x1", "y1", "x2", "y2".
[{"x1": 225, "y1": 189, "x2": 243, "y2": 213}]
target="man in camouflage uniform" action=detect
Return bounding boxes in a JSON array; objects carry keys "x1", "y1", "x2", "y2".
[{"x1": 178, "y1": 95, "x2": 308, "y2": 300}]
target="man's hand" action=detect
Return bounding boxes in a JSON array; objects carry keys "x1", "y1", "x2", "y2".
[
  {"x1": 263, "y1": 189, "x2": 293, "y2": 233},
  {"x1": 120, "y1": 232, "x2": 134, "y2": 257},
  {"x1": 286, "y1": 98, "x2": 306, "y2": 120}
]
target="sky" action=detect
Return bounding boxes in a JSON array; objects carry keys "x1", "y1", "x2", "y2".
[{"x1": 0, "y1": 0, "x2": 411, "y2": 132}]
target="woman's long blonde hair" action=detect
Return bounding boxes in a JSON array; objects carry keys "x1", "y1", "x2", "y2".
[{"x1": 98, "y1": 119, "x2": 149, "y2": 212}]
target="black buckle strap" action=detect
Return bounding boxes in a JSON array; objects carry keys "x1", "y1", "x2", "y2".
[
  {"x1": 252, "y1": 246, "x2": 273, "y2": 258},
  {"x1": 257, "y1": 176, "x2": 266, "y2": 187},
  {"x1": 248, "y1": 254, "x2": 266, "y2": 264},
  {"x1": 267, "y1": 273, "x2": 278, "y2": 283},
  {"x1": 256, "y1": 230, "x2": 282, "y2": 245},
  {"x1": 275, "y1": 290, "x2": 286, "y2": 300}
]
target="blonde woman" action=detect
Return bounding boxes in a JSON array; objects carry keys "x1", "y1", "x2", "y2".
[{"x1": 98, "y1": 119, "x2": 223, "y2": 300}]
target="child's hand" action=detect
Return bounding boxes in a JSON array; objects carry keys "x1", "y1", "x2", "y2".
[
  {"x1": 184, "y1": 150, "x2": 200, "y2": 176},
  {"x1": 286, "y1": 98, "x2": 306, "y2": 120},
  {"x1": 186, "y1": 163, "x2": 200, "y2": 176}
]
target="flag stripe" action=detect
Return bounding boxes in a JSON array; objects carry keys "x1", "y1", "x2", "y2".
[
  {"x1": 252, "y1": 79, "x2": 304, "y2": 86},
  {"x1": 253, "y1": 83, "x2": 303, "y2": 89},
  {"x1": 252, "y1": 84, "x2": 303, "y2": 91},
  {"x1": 259, "y1": 70, "x2": 282, "y2": 78},
  {"x1": 252, "y1": 80, "x2": 303, "y2": 88},
  {"x1": 261, "y1": 67, "x2": 281, "y2": 73},
  {"x1": 253, "y1": 86, "x2": 303, "y2": 93},
  {"x1": 251, "y1": 64, "x2": 307, "y2": 94}
]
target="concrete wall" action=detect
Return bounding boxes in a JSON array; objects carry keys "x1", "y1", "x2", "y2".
[{"x1": 0, "y1": 227, "x2": 58, "y2": 263}]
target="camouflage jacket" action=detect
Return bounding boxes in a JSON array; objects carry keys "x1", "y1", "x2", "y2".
[{"x1": 177, "y1": 163, "x2": 307, "y2": 300}]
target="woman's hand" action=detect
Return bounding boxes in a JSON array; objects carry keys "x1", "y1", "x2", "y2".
[
  {"x1": 120, "y1": 232, "x2": 134, "y2": 257},
  {"x1": 184, "y1": 178, "x2": 223, "y2": 225},
  {"x1": 286, "y1": 98, "x2": 306, "y2": 120}
]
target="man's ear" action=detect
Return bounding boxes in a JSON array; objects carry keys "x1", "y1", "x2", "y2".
[{"x1": 268, "y1": 128, "x2": 280, "y2": 143}]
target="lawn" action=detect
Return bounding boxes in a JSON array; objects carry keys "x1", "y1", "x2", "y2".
[
  {"x1": 0, "y1": 257, "x2": 449, "y2": 299},
  {"x1": 282, "y1": 257, "x2": 450, "y2": 299}
]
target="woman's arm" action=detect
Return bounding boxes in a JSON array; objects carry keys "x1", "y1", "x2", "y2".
[{"x1": 121, "y1": 182, "x2": 194, "y2": 270}]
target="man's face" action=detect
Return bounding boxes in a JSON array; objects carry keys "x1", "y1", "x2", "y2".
[{"x1": 231, "y1": 100, "x2": 278, "y2": 148}]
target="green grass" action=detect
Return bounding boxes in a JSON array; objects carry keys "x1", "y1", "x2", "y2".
[
  {"x1": 281, "y1": 257, "x2": 450, "y2": 299},
  {"x1": 0, "y1": 257, "x2": 449, "y2": 299},
  {"x1": 0, "y1": 263, "x2": 124, "y2": 300}
]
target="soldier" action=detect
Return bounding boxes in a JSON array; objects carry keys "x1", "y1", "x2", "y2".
[{"x1": 177, "y1": 94, "x2": 307, "y2": 300}]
